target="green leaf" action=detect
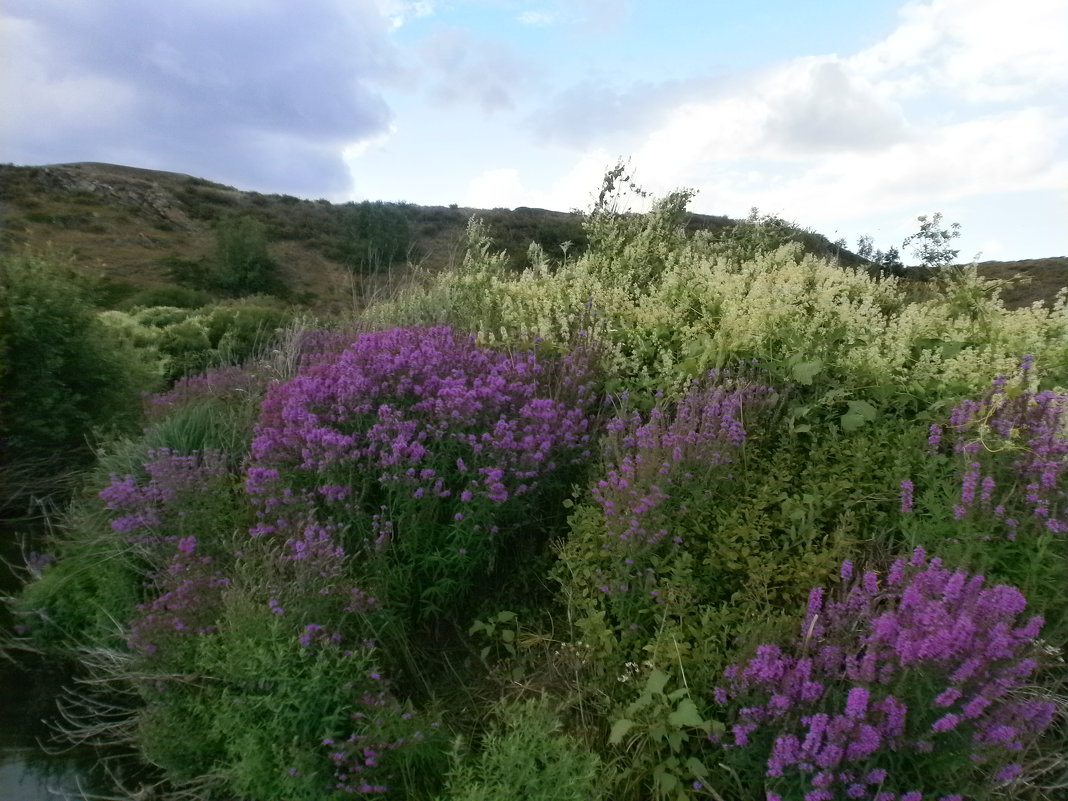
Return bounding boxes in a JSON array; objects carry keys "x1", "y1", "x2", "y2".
[
  {"x1": 791, "y1": 359, "x2": 823, "y2": 385},
  {"x1": 840, "y1": 399, "x2": 878, "y2": 432},
  {"x1": 668, "y1": 698, "x2": 706, "y2": 728},
  {"x1": 654, "y1": 770, "x2": 679, "y2": 794},
  {"x1": 645, "y1": 668, "x2": 669, "y2": 697},
  {"x1": 685, "y1": 757, "x2": 709, "y2": 778},
  {"x1": 608, "y1": 718, "x2": 635, "y2": 745},
  {"x1": 940, "y1": 340, "x2": 967, "y2": 359}
]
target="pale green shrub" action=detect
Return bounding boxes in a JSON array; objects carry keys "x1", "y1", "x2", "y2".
[
  {"x1": 364, "y1": 195, "x2": 1068, "y2": 400},
  {"x1": 439, "y1": 699, "x2": 603, "y2": 801}
]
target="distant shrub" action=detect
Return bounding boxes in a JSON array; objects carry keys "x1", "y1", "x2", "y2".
[
  {"x1": 337, "y1": 200, "x2": 412, "y2": 273},
  {"x1": 127, "y1": 300, "x2": 293, "y2": 382},
  {"x1": 133, "y1": 305, "x2": 196, "y2": 328},
  {"x1": 156, "y1": 318, "x2": 213, "y2": 379},
  {"x1": 201, "y1": 300, "x2": 290, "y2": 355},
  {"x1": 214, "y1": 215, "x2": 285, "y2": 295},
  {"x1": 904, "y1": 213, "x2": 962, "y2": 271}
]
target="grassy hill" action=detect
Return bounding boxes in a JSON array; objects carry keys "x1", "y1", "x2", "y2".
[
  {"x1": 0, "y1": 162, "x2": 593, "y2": 312},
  {"x1": 2, "y1": 162, "x2": 1064, "y2": 312}
]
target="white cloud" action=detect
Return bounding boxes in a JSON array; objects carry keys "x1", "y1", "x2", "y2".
[
  {"x1": 518, "y1": 10, "x2": 557, "y2": 26},
  {"x1": 378, "y1": 0, "x2": 435, "y2": 30},
  {"x1": 462, "y1": 148, "x2": 616, "y2": 212},
  {"x1": 1, "y1": 0, "x2": 399, "y2": 193},
  {"x1": 547, "y1": 0, "x2": 1067, "y2": 234},
  {"x1": 738, "y1": 108, "x2": 1066, "y2": 221},
  {"x1": 465, "y1": 167, "x2": 526, "y2": 208},
  {"x1": 851, "y1": 0, "x2": 1068, "y2": 102},
  {"x1": 570, "y1": 0, "x2": 631, "y2": 33},
  {"x1": 0, "y1": 16, "x2": 139, "y2": 148}
]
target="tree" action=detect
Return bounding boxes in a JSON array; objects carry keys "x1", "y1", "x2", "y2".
[
  {"x1": 903, "y1": 212, "x2": 961, "y2": 270},
  {"x1": 214, "y1": 216, "x2": 281, "y2": 294},
  {"x1": 338, "y1": 201, "x2": 411, "y2": 273}
]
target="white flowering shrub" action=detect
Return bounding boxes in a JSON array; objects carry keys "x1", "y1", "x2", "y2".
[{"x1": 364, "y1": 196, "x2": 1068, "y2": 399}]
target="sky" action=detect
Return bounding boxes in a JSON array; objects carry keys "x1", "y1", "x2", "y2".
[{"x1": 2, "y1": 0, "x2": 1065, "y2": 261}]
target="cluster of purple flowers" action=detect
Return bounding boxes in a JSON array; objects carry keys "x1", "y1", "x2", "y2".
[
  {"x1": 145, "y1": 364, "x2": 266, "y2": 419},
  {"x1": 938, "y1": 356, "x2": 1068, "y2": 538},
  {"x1": 126, "y1": 538, "x2": 231, "y2": 654},
  {"x1": 249, "y1": 326, "x2": 595, "y2": 500},
  {"x1": 244, "y1": 325, "x2": 599, "y2": 624},
  {"x1": 321, "y1": 685, "x2": 438, "y2": 795},
  {"x1": 589, "y1": 372, "x2": 773, "y2": 603},
  {"x1": 100, "y1": 448, "x2": 228, "y2": 537},
  {"x1": 714, "y1": 546, "x2": 1055, "y2": 800}
]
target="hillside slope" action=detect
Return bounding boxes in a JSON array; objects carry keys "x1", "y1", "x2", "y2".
[{"x1": 1, "y1": 162, "x2": 1064, "y2": 310}]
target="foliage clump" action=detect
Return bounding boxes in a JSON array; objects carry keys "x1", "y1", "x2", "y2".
[{"x1": 0, "y1": 252, "x2": 156, "y2": 483}]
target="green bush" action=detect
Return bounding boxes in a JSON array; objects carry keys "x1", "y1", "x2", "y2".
[
  {"x1": 439, "y1": 699, "x2": 603, "y2": 801},
  {"x1": 133, "y1": 305, "x2": 196, "y2": 328},
  {"x1": 337, "y1": 200, "x2": 412, "y2": 273},
  {"x1": 0, "y1": 252, "x2": 158, "y2": 474},
  {"x1": 156, "y1": 317, "x2": 214, "y2": 380},
  {"x1": 142, "y1": 300, "x2": 293, "y2": 382},
  {"x1": 200, "y1": 300, "x2": 291, "y2": 356},
  {"x1": 214, "y1": 215, "x2": 285, "y2": 295}
]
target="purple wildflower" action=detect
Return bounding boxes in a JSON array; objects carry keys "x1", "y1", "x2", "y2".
[
  {"x1": 715, "y1": 550, "x2": 1055, "y2": 799},
  {"x1": 900, "y1": 479, "x2": 914, "y2": 514}
]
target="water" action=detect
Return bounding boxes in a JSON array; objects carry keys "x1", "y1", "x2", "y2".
[
  {"x1": 0, "y1": 666, "x2": 96, "y2": 801},
  {"x1": 1, "y1": 521, "x2": 98, "y2": 801}
]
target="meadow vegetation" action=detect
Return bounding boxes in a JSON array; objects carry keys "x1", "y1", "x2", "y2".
[{"x1": 3, "y1": 174, "x2": 1067, "y2": 801}]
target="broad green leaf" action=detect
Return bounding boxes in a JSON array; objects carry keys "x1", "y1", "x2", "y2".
[
  {"x1": 645, "y1": 668, "x2": 669, "y2": 697},
  {"x1": 791, "y1": 359, "x2": 823, "y2": 385},
  {"x1": 685, "y1": 757, "x2": 709, "y2": 777},
  {"x1": 668, "y1": 698, "x2": 706, "y2": 728},
  {"x1": 841, "y1": 399, "x2": 878, "y2": 432},
  {"x1": 654, "y1": 770, "x2": 679, "y2": 794},
  {"x1": 608, "y1": 718, "x2": 635, "y2": 745},
  {"x1": 941, "y1": 340, "x2": 967, "y2": 359}
]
